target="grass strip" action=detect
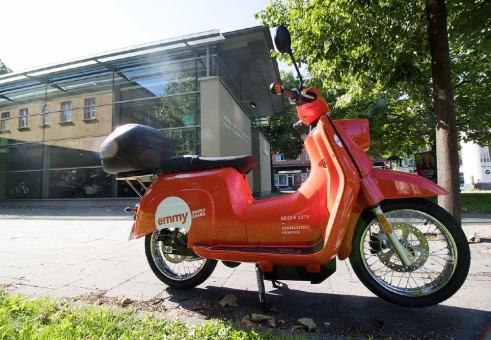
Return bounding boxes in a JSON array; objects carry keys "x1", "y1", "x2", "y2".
[
  {"x1": 425, "y1": 193, "x2": 491, "y2": 213},
  {"x1": 0, "y1": 289, "x2": 299, "y2": 340}
]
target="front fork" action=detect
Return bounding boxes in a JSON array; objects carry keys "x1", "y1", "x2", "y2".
[{"x1": 372, "y1": 205, "x2": 413, "y2": 267}]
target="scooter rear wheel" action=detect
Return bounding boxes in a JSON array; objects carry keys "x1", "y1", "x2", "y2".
[
  {"x1": 349, "y1": 198, "x2": 470, "y2": 308},
  {"x1": 145, "y1": 229, "x2": 217, "y2": 289}
]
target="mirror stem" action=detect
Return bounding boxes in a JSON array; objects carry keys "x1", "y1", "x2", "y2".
[{"x1": 289, "y1": 50, "x2": 303, "y2": 89}]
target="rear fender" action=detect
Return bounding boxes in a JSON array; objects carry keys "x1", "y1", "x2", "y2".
[
  {"x1": 134, "y1": 187, "x2": 215, "y2": 246},
  {"x1": 338, "y1": 169, "x2": 448, "y2": 260}
]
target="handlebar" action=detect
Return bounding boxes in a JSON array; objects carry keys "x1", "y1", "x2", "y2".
[{"x1": 269, "y1": 82, "x2": 316, "y2": 105}]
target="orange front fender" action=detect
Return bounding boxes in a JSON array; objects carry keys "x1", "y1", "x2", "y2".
[{"x1": 338, "y1": 169, "x2": 449, "y2": 260}]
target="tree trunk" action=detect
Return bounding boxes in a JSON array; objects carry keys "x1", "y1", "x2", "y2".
[{"x1": 426, "y1": 0, "x2": 461, "y2": 224}]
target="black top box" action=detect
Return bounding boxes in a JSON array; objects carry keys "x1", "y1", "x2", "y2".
[{"x1": 100, "y1": 124, "x2": 173, "y2": 177}]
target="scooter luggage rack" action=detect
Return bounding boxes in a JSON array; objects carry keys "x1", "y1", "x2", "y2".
[{"x1": 116, "y1": 174, "x2": 154, "y2": 197}]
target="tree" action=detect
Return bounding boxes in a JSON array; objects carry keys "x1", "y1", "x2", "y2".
[
  {"x1": 257, "y1": 70, "x2": 309, "y2": 160},
  {"x1": 257, "y1": 0, "x2": 491, "y2": 223},
  {"x1": 154, "y1": 73, "x2": 200, "y2": 155},
  {"x1": 0, "y1": 59, "x2": 11, "y2": 75}
]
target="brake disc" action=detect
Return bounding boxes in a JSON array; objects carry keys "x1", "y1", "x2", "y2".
[
  {"x1": 375, "y1": 223, "x2": 429, "y2": 272},
  {"x1": 160, "y1": 229, "x2": 192, "y2": 263}
]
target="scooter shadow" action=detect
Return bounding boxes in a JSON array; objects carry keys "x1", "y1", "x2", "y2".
[{"x1": 164, "y1": 284, "x2": 491, "y2": 339}]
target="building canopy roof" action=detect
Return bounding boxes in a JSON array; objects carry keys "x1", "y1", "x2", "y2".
[{"x1": 0, "y1": 26, "x2": 284, "y2": 118}]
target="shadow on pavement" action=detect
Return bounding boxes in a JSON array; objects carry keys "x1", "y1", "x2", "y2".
[{"x1": 164, "y1": 285, "x2": 491, "y2": 339}]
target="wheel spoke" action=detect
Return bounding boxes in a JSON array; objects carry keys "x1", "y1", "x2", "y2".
[
  {"x1": 359, "y1": 207, "x2": 458, "y2": 298},
  {"x1": 150, "y1": 228, "x2": 207, "y2": 282}
]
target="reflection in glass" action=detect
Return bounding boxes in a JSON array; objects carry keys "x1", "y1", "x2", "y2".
[
  {"x1": 19, "y1": 108, "x2": 28, "y2": 128},
  {"x1": 47, "y1": 167, "x2": 111, "y2": 199},
  {"x1": 1, "y1": 111, "x2": 9, "y2": 130},
  {"x1": 61, "y1": 102, "x2": 72, "y2": 122},
  {"x1": 0, "y1": 171, "x2": 41, "y2": 199},
  {"x1": 84, "y1": 98, "x2": 96, "y2": 119},
  {"x1": 0, "y1": 143, "x2": 44, "y2": 172}
]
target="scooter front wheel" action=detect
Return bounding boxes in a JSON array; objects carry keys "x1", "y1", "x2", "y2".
[
  {"x1": 349, "y1": 198, "x2": 470, "y2": 308},
  {"x1": 145, "y1": 229, "x2": 217, "y2": 289}
]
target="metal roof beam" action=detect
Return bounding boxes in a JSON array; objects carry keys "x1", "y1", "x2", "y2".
[
  {"x1": 95, "y1": 60, "x2": 133, "y2": 84},
  {"x1": 0, "y1": 94, "x2": 14, "y2": 102},
  {"x1": 25, "y1": 75, "x2": 67, "y2": 93}
]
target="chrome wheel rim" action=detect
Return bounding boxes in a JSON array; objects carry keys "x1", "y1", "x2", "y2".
[
  {"x1": 360, "y1": 209, "x2": 458, "y2": 297},
  {"x1": 150, "y1": 229, "x2": 207, "y2": 281}
]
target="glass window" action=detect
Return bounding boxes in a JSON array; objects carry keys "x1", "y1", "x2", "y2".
[
  {"x1": 61, "y1": 102, "x2": 72, "y2": 122},
  {"x1": 45, "y1": 137, "x2": 106, "y2": 169},
  {"x1": 42, "y1": 104, "x2": 49, "y2": 125},
  {"x1": 276, "y1": 154, "x2": 300, "y2": 161},
  {"x1": 275, "y1": 174, "x2": 287, "y2": 186},
  {"x1": 84, "y1": 98, "x2": 96, "y2": 119},
  {"x1": 19, "y1": 108, "x2": 28, "y2": 128},
  {"x1": 481, "y1": 147, "x2": 490, "y2": 163},
  {"x1": 294, "y1": 173, "x2": 302, "y2": 185},
  {"x1": 0, "y1": 143, "x2": 44, "y2": 172},
  {"x1": 1, "y1": 112, "x2": 8, "y2": 130},
  {"x1": 306, "y1": 153, "x2": 310, "y2": 161},
  {"x1": 0, "y1": 171, "x2": 42, "y2": 200},
  {"x1": 47, "y1": 167, "x2": 112, "y2": 199}
]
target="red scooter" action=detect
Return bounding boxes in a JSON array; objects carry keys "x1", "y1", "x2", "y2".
[{"x1": 100, "y1": 25, "x2": 470, "y2": 308}]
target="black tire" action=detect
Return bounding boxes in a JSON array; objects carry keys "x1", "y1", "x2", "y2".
[
  {"x1": 349, "y1": 198, "x2": 470, "y2": 308},
  {"x1": 145, "y1": 230, "x2": 217, "y2": 289}
]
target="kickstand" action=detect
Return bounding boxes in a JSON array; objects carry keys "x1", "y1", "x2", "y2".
[{"x1": 255, "y1": 264, "x2": 270, "y2": 312}]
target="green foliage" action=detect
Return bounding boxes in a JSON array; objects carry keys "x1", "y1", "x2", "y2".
[
  {"x1": 0, "y1": 289, "x2": 296, "y2": 339},
  {"x1": 257, "y1": 0, "x2": 491, "y2": 157},
  {"x1": 447, "y1": 0, "x2": 491, "y2": 146},
  {"x1": 258, "y1": 71, "x2": 309, "y2": 160},
  {"x1": 154, "y1": 73, "x2": 200, "y2": 155},
  {"x1": 0, "y1": 59, "x2": 11, "y2": 75}
]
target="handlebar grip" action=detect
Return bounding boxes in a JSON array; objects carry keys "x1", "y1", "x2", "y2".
[
  {"x1": 293, "y1": 120, "x2": 304, "y2": 130},
  {"x1": 270, "y1": 82, "x2": 298, "y2": 100}
]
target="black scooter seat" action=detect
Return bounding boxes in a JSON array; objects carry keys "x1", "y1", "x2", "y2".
[{"x1": 160, "y1": 155, "x2": 256, "y2": 175}]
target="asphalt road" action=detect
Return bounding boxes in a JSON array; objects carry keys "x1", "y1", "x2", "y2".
[{"x1": 0, "y1": 206, "x2": 490, "y2": 339}]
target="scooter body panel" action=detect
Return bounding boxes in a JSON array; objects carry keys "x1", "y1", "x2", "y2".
[
  {"x1": 134, "y1": 168, "x2": 252, "y2": 245},
  {"x1": 190, "y1": 116, "x2": 360, "y2": 270}
]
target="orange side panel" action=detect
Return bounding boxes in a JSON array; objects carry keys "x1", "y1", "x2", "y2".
[
  {"x1": 316, "y1": 117, "x2": 361, "y2": 250},
  {"x1": 134, "y1": 168, "x2": 250, "y2": 245},
  {"x1": 246, "y1": 190, "x2": 324, "y2": 246}
]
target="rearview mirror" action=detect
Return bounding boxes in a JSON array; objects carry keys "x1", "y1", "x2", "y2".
[{"x1": 274, "y1": 25, "x2": 291, "y2": 54}]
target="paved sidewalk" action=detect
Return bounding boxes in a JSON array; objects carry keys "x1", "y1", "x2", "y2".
[{"x1": 0, "y1": 207, "x2": 490, "y2": 338}]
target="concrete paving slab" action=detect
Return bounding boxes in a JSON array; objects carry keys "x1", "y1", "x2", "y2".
[
  {"x1": 11, "y1": 284, "x2": 52, "y2": 298},
  {"x1": 59, "y1": 259, "x2": 120, "y2": 276},
  {"x1": 105, "y1": 279, "x2": 166, "y2": 301},
  {"x1": 71, "y1": 268, "x2": 143, "y2": 291},
  {"x1": 46, "y1": 285, "x2": 94, "y2": 299},
  {"x1": 27, "y1": 272, "x2": 88, "y2": 289}
]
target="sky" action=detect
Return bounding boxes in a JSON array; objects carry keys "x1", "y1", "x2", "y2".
[{"x1": 1, "y1": 0, "x2": 279, "y2": 73}]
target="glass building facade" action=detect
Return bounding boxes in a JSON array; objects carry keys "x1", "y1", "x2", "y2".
[{"x1": 0, "y1": 28, "x2": 283, "y2": 200}]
